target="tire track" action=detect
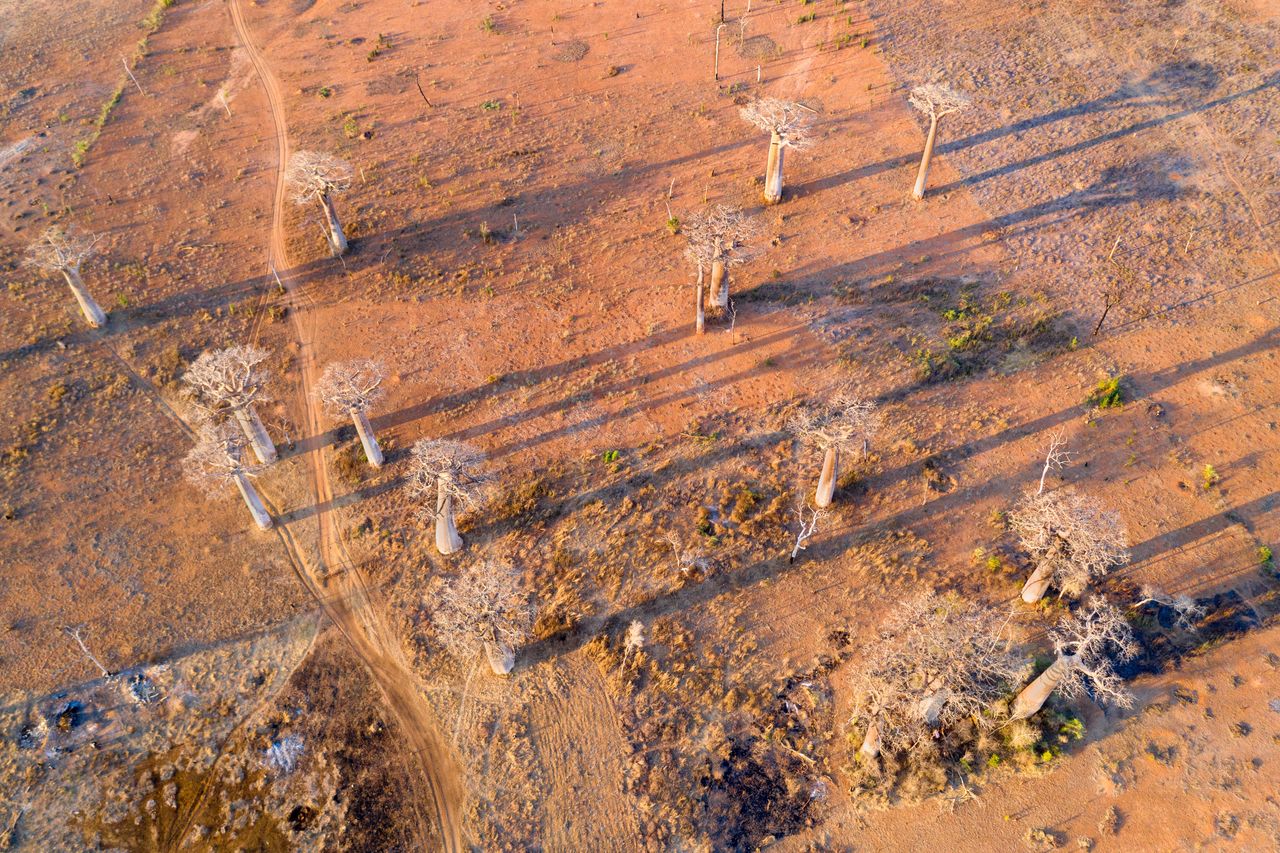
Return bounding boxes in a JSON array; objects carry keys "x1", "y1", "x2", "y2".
[{"x1": 226, "y1": 1, "x2": 466, "y2": 848}]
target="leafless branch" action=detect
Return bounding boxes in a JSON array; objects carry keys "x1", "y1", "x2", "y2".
[
  {"x1": 1037, "y1": 430, "x2": 1073, "y2": 495},
  {"x1": 788, "y1": 384, "x2": 881, "y2": 455},
  {"x1": 849, "y1": 592, "x2": 1030, "y2": 756},
  {"x1": 1009, "y1": 487, "x2": 1128, "y2": 599},
  {"x1": 1133, "y1": 584, "x2": 1206, "y2": 631},
  {"x1": 1049, "y1": 599, "x2": 1139, "y2": 709},
  {"x1": 24, "y1": 224, "x2": 101, "y2": 274},
  {"x1": 789, "y1": 504, "x2": 825, "y2": 563},
  {"x1": 407, "y1": 438, "x2": 491, "y2": 519},
  {"x1": 683, "y1": 204, "x2": 762, "y2": 269},
  {"x1": 183, "y1": 345, "x2": 272, "y2": 415},
  {"x1": 314, "y1": 358, "x2": 387, "y2": 418},
  {"x1": 430, "y1": 560, "x2": 533, "y2": 661},
  {"x1": 284, "y1": 150, "x2": 353, "y2": 205},
  {"x1": 908, "y1": 83, "x2": 973, "y2": 121},
  {"x1": 739, "y1": 98, "x2": 814, "y2": 148},
  {"x1": 181, "y1": 418, "x2": 264, "y2": 495}
]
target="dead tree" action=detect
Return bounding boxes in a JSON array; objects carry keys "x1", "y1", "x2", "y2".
[
  {"x1": 849, "y1": 592, "x2": 1029, "y2": 760},
  {"x1": 788, "y1": 386, "x2": 881, "y2": 508},
  {"x1": 907, "y1": 83, "x2": 972, "y2": 200},
  {"x1": 1008, "y1": 487, "x2": 1128, "y2": 603},
  {"x1": 183, "y1": 345, "x2": 278, "y2": 464},
  {"x1": 682, "y1": 204, "x2": 761, "y2": 317},
  {"x1": 315, "y1": 358, "x2": 387, "y2": 468},
  {"x1": 407, "y1": 438, "x2": 490, "y2": 555},
  {"x1": 739, "y1": 98, "x2": 813, "y2": 205},
  {"x1": 182, "y1": 419, "x2": 272, "y2": 530},
  {"x1": 1011, "y1": 598, "x2": 1138, "y2": 719},
  {"x1": 430, "y1": 560, "x2": 533, "y2": 675},
  {"x1": 23, "y1": 225, "x2": 107, "y2": 327},
  {"x1": 1132, "y1": 584, "x2": 1205, "y2": 631},
  {"x1": 285, "y1": 150, "x2": 354, "y2": 257}
]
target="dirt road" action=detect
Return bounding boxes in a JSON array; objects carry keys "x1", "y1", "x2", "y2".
[{"x1": 226, "y1": 1, "x2": 466, "y2": 848}]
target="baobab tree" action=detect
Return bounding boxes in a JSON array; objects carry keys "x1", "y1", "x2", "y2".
[
  {"x1": 431, "y1": 560, "x2": 533, "y2": 675},
  {"x1": 183, "y1": 345, "x2": 278, "y2": 464},
  {"x1": 682, "y1": 204, "x2": 761, "y2": 319},
  {"x1": 788, "y1": 386, "x2": 881, "y2": 508},
  {"x1": 849, "y1": 592, "x2": 1028, "y2": 760},
  {"x1": 907, "y1": 83, "x2": 972, "y2": 200},
  {"x1": 1011, "y1": 598, "x2": 1138, "y2": 719},
  {"x1": 182, "y1": 419, "x2": 273, "y2": 530},
  {"x1": 315, "y1": 358, "x2": 387, "y2": 468},
  {"x1": 739, "y1": 98, "x2": 813, "y2": 205},
  {"x1": 285, "y1": 150, "x2": 354, "y2": 257},
  {"x1": 407, "y1": 438, "x2": 490, "y2": 555},
  {"x1": 1008, "y1": 487, "x2": 1128, "y2": 603},
  {"x1": 23, "y1": 224, "x2": 107, "y2": 328}
]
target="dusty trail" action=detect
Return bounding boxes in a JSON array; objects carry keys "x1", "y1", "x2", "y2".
[{"x1": 226, "y1": 0, "x2": 466, "y2": 848}]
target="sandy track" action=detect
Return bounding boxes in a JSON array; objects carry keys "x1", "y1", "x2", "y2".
[{"x1": 226, "y1": 1, "x2": 466, "y2": 848}]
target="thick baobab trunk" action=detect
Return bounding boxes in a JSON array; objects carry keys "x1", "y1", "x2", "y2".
[
  {"x1": 319, "y1": 192, "x2": 348, "y2": 257},
  {"x1": 1011, "y1": 653, "x2": 1078, "y2": 720},
  {"x1": 912, "y1": 116, "x2": 939, "y2": 200},
  {"x1": 1020, "y1": 560, "x2": 1055, "y2": 603},
  {"x1": 350, "y1": 408, "x2": 384, "y2": 468},
  {"x1": 484, "y1": 639, "x2": 515, "y2": 676},
  {"x1": 695, "y1": 266, "x2": 706, "y2": 334},
  {"x1": 710, "y1": 259, "x2": 730, "y2": 312},
  {"x1": 763, "y1": 131, "x2": 785, "y2": 204},
  {"x1": 814, "y1": 446, "x2": 839, "y2": 508},
  {"x1": 233, "y1": 406, "x2": 278, "y2": 465},
  {"x1": 62, "y1": 268, "x2": 107, "y2": 328},
  {"x1": 435, "y1": 486, "x2": 463, "y2": 555},
  {"x1": 233, "y1": 472, "x2": 273, "y2": 531},
  {"x1": 858, "y1": 719, "x2": 882, "y2": 760}
]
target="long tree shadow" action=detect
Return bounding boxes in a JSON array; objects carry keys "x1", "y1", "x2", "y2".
[
  {"x1": 514, "y1": 323, "x2": 1280, "y2": 668},
  {"x1": 797, "y1": 63, "x2": 1269, "y2": 197}
]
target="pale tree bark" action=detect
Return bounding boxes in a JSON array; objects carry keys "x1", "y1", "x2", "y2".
[
  {"x1": 1020, "y1": 561, "x2": 1055, "y2": 603},
  {"x1": 814, "y1": 446, "x2": 839, "y2": 508},
  {"x1": 484, "y1": 638, "x2": 515, "y2": 675},
  {"x1": 711, "y1": 259, "x2": 730, "y2": 311},
  {"x1": 763, "y1": 131, "x2": 785, "y2": 204},
  {"x1": 436, "y1": 486, "x2": 463, "y2": 555},
  {"x1": 1010, "y1": 653, "x2": 1078, "y2": 720},
  {"x1": 62, "y1": 268, "x2": 107, "y2": 328},
  {"x1": 858, "y1": 719, "x2": 882, "y2": 760},
  {"x1": 695, "y1": 266, "x2": 706, "y2": 334},
  {"x1": 912, "y1": 116, "x2": 939, "y2": 200},
  {"x1": 319, "y1": 193, "x2": 348, "y2": 257},
  {"x1": 916, "y1": 685, "x2": 951, "y2": 726},
  {"x1": 351, "y1": 409, "x2": 384, "y2": 468},
  {"x1": 233, "y1": 406, "x2": 277, "y2": 464},
  {"x1": 233, "y1": 471, "x2": 273, "y2": 531}
]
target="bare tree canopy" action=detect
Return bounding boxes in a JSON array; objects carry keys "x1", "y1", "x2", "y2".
[
  {"x1": 183, "y1": 345, "x2": 272, "y2": 414},
  {"x1": 739, "y1": 98, "x2": 814, "y2": 148},
  {"x1": 407, "y1": 439, "x2": 490, "y2": 518},
  {"x1": 788, "y1": 385, "x2": 881, "y2": 453},
  {"x1": 315, "y1": 358, "x2": 387, "y2": 417},
  {"x1": 430, "y1": 560, "x2": 533, "y2": 673},
  {"x1": 908, "y1": 83, "x2": 973, "y2": 120},
  {"x1": 181, "y1": 419, "x2": 263, "y2": 495},
  {"x1": 24, "y1": 224, "x2": 101, "y2": 273},
  {"x1": 1048, "y1": 599, "x2": 1139, "y2": 709},
  {"x1": 1009, "y1": 487, "x2": 1128, "y2": 600},
  {"x1": 284, "y1": 150, "x2": 354, "y2": 204},
  {"x1": 683, "y1": 205, "x2": 761, "y2": 268},
  {"x1": 849, "y1": 592, "x2": 1029, "y2": 757}
]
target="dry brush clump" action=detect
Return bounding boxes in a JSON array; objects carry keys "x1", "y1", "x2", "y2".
[
  {"x1": 739, "y1": 98, "x2": 813, "y2": 204},
  {"x1": 1012, "y1": 599, "x2": 1139, "y2": 719},
  {"x1": 848, "y1": 592, "x2": 1029, "y2": 762},
  {"x1": 682, "y1": 204, "x2": 762, "y2": 326},
  {"x1": 907, "y1": 83, "x2": 972, "y2": 200},
  {"x1": 429, "y1": 560, "x2": 533, "y2": 675},
  {"x1": 406, "y1": 438, "x2": 490, "y2": 555},
  {"x1": 24, "y1": 224, "x2": 107, "y2": 327},
  {"x1": 285, "y1": 150, "x2": 354, "y2": 257},
  {"x1": 182, "y1": 419, "x2": 272, "y2": 530},
  {"x1": 315, "y1": 358, "x2": 387, "y2": 468},
  {"x1": 1009, "y1": 487, "x2": 1128, "y2": 603},
  {"x1": 182, "y1": 345, "x2": 278, "y2": 464},
  {"x1": 788, "y1": 387, "x2": 881, "y2": 508}
]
